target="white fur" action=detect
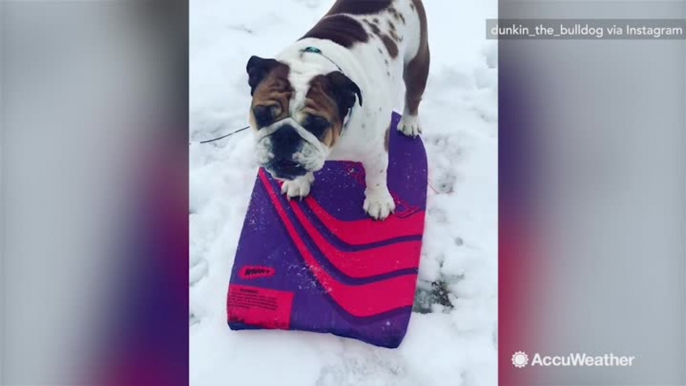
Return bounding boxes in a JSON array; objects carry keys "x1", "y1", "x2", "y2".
[
  {"x1": 270, "y1": 0, "x2": 423, "y2": 219},
  {"x1": 398, "y1": 112, "x2": 422, "y2": 137},
  {"x1": 281, "y1": 172, "x2": 315, "y2": 199}
]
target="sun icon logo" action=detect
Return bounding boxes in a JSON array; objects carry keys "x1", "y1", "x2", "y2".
[{"x1": 511, "y1": 351, "x2": 529, "y2": 368}]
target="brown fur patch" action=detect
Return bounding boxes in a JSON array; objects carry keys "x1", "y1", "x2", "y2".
[
  {"x1": 389, "y1": 28, "x2": 400, "y2": 42},
  {"x1": 403, "y1": 0, "x2": 430, "y2": 116},
  {"x1": 326, "y1": 0, "x2": 393, "y2": 15},
  {"x1": 250, "y1": 63, "x2": 292, "y2": 128},
  {"x1": 304, "y1": 75, "x2": 345, "y2": 147},
  {"x1": 388, "y1": 6, "x2": 406, "y2": 24},
  {"x1": 381, "y1": 35, "x2": 398, "y2": 58},
  {"x1": 384, "y1": 125, "x2": 390, "y2": 152},
  {"x1": 363, "y1": 19, "x2": 381, "y2": 35},
  {"x1": 302, "y1": 15, "x2": 368, "y2": 48}
]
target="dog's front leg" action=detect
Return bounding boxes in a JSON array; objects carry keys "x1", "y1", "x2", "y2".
[
  {"x1": 362, "y1": 149, "x2": 395, "y2": 220},
  {"x1": 281, "y1": 172, "x2": 315, "y2": 200}
]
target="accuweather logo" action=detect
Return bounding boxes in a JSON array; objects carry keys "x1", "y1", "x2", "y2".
[
  {"x1": 511, "y1": 351, "x2": 636, "y2": 369},
  {"x1": 511, "y1": 352, "x2": 529, "y2": 368}
]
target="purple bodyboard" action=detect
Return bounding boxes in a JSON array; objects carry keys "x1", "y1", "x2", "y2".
[{"x1": 227, "y1": 112, "x2": 427, "y2": 348}]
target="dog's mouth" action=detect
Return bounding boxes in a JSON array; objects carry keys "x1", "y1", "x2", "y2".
[{"x1": 266, "y1": 159, "x2": 307, "y2": 181}]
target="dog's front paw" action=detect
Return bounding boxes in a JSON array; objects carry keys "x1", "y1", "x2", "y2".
[
  {"x1": 363, "y1": 189, "x2": 396, "y2": 220},
  {"x1": 398, "y1": 114, "x2": 422, "y2": 137},
  {"x1": 281, "y1": 173, "x2": 314, "y2": 200}
]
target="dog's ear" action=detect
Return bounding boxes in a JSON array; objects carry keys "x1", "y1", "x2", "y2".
[
  {"x1": 247, "y1": 56, "x2": 280, "y2": 95},
  {"x1": 325, "y1": 71, "x2": 362, "y2": 119}
]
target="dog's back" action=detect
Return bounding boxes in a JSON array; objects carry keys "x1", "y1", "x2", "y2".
[
  {"x1": 301, "y1": 0, "x2": 428, "y2": 121},
  {"x1": 303, "y1": 0, "x2": 426, "y2": 64}
]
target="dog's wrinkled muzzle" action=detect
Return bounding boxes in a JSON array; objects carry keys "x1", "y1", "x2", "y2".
[{"x1": 255, "y1": 117, "x2": 328, "y2": 180}]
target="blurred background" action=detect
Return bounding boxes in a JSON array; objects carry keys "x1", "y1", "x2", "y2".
[
  {"x1": 2, "y1": 2, "x2": 188, "y2": 385},
  {"x1": 499, "y1": 1, "x2": 686, "y2": 385},
  {"x1": 2, "y1": 0, "x2": 684, "y2": 385}
]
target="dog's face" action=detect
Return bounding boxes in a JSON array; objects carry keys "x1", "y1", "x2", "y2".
[{"x1": 246, "y1": 56, "x2": 362, "y2": 180}]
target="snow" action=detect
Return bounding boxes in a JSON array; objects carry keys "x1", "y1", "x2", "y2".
[{"x1": 190, "y1": 0, "x2": 497, "y2": 384}]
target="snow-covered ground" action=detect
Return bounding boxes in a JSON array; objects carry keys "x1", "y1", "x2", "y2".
[{"x1": 190, "y1": 0, "x2": 497, "y2": 384}]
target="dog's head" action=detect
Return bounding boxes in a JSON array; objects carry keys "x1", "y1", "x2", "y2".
[{"x1": 246, "y1": 55, "x2": 362, "y2": 181}]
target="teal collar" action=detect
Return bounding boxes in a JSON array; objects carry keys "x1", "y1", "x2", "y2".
[
  {"x1": 300, "y1": 46, "x2": 344, "y2": 73},
  {"x1": 302, "y1": 46, "x2": 322, "y2": 54}
]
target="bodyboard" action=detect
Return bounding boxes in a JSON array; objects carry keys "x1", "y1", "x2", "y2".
[{"x1": 227, "y1": 112, "x2": 427, "y2": 348}]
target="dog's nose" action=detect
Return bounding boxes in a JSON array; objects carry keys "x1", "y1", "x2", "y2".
[{"x1": 270, "y1": 125, "x2": 301, "y2": 159}]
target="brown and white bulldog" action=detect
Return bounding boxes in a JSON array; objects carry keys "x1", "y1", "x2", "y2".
[{"x1": 247, "y1": 0, "x2": 429, "y2": 220}]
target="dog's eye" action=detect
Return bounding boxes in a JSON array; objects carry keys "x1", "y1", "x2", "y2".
[
  {"x1": 304, "y1": 115, "x2": 331, "y2": 138},
  {"x1": 253, "y1": 105, "x2": 277, "y2": 127}
]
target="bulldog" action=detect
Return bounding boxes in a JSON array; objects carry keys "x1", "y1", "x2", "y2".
[{"x1": 247, "y1": 0, "x2": 429, "y2": 220}]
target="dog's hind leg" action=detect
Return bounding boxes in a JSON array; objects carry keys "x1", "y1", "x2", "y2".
[{"x1": 398, "y1": 0, "x2": 430, "y2": 137}]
